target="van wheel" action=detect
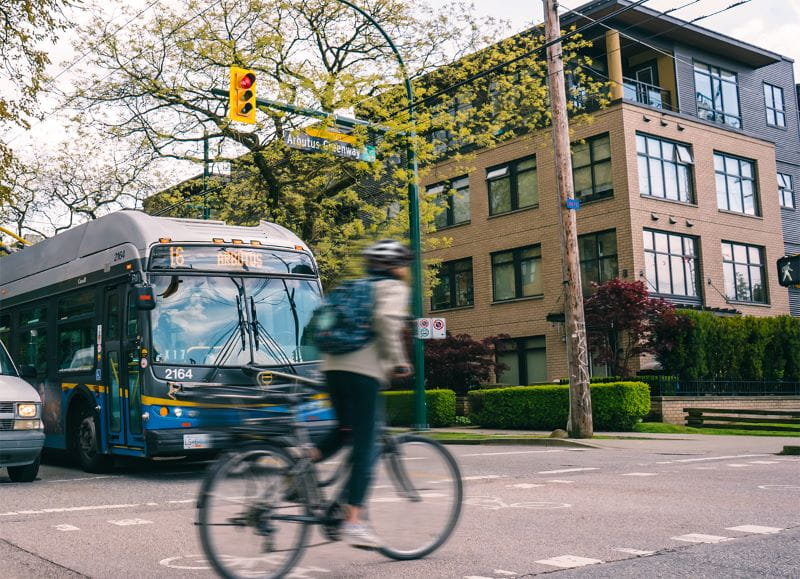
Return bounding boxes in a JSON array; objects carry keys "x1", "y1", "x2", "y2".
[
  {"x1": 74, "y1": 407, "x2": 112, "y2": 473},
  {"x1": 7, "y1": 455, "x2": 40, "y2": 482}
]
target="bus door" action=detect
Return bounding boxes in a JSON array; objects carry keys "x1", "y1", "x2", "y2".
[{"x1": 103, "y1": 286, "x2": 145, "y2": 450}]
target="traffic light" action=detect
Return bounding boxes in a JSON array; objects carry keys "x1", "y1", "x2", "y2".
[
  {"x1": 229, "y1": 66, "x2": 256, "y2": 124},
  {"x1": 777, "y1": 254, "x2": 800, "y2": 287}
]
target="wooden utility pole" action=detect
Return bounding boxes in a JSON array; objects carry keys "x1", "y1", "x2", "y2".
[{"x1": 542, "y1": 0, "x2": 593, "y2": 438}]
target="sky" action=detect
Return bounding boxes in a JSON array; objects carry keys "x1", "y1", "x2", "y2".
[{"x1": 6, "y1": 0, "x2": 800, "y2": 231}]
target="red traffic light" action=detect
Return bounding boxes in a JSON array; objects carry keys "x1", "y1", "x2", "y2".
[{"x1": 239, "y1": 73, "x2": 255, "y2": 90}]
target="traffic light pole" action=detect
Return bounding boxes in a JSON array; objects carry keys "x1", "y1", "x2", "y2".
[{"x1": 212, "y1": 3, "x2": 428, "y2": 429}]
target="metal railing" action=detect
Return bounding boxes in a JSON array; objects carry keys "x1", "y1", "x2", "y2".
[
  {"x1": 623, "y1": 77, "x2": 674, "y2": 111},
  {"x1": 643, "y1": 375, "x2": 800, "y2": 397}
]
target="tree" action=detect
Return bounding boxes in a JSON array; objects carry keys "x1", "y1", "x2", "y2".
[
  {"x1": 0, "y1": 0, "x2": 80, "y2": 205},
  {"x1": 583, "y1": 279, "x2": 675, "y2": 378},
  {"x1": 424, "y1": 332, "x2": 508, "y2": 396},
  {"x1": 62, "y1": 0, "x2": 605, "y2": 285}
]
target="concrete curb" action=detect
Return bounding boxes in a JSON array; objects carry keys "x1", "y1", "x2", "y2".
[
  {"x1": 436, "y1": 437, "x2": 598, "y2": 449},
  {"x1": 781, "y1": 445, "x2": 800, "y2": 455}
]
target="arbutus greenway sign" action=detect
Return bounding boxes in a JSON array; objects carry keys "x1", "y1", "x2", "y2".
[{"x1": 283, "y1": 127, "x2": 376, "y2": 162}]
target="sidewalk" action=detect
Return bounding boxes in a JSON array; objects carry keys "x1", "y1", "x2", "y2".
[{"x1": 427, "y1": 426, "x2": 800, "y2": 455}]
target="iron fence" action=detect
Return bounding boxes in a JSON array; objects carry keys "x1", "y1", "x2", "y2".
[{"x1": 642, "y1": 375, "x2": 800, "y2": 397}]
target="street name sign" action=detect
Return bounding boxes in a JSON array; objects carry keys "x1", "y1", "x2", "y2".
[{"x1": 283, "y1": 129, "x2": 376, "y2": 162}]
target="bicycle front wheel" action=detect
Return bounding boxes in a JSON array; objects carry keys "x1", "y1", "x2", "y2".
[
  {"x1": 197, "y1": 445, "x2": 311, "y2": 579},
  {"x1": 368, "y1": 434, "x2": 463, "y2": 560}
]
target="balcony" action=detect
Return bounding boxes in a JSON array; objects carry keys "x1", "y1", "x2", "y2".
[{"x1": 623, "y1": 77, "x2": 674, "y2": 111}]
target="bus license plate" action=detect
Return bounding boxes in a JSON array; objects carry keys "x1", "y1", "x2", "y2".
[{"x1": 183, "y1": 434, "x2": 211, "y2": 449}]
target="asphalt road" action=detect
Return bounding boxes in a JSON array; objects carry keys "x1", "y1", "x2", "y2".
[{"x1": 0, "y1": 435, "x2": 798, "y2": 578}]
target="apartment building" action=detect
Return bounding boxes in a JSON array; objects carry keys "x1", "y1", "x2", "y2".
[{"x1": 422, "y1": 0, "x2": 799, "y2": 383}]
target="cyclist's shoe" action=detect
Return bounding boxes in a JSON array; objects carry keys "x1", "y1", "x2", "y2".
[{"x1": 341, "y1": 522, "x2": 382, "y2": 550}]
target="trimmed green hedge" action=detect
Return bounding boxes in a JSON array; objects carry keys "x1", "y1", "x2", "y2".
[
  {"x1": 384, "y1": 389, "x2": 456, "y2": 427},
  {"x1": 468, "y1": 382, "x2": 650, "y2": 431}
]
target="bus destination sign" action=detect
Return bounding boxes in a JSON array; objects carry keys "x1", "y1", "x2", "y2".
[{"x1": 149, "y1": 245, "x2": 316, "y2": 275}]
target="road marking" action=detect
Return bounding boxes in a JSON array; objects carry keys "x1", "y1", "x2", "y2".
[
  {"x1": 507, "y1": 483, "x2": 544, "y2": 488},
  {"x1": 536, "y1": 555, "x2": 603, "y2": 568},
  {"x1": 546, "y1": 479, "x2": 575, "y2": 484},
  {"x1": 658, "y1": 454, "x2": 769, "y2": 465},
  {"x1": 622, "y1": 472, "x2": 658, "y2": 477},
  {"x1": 0, "y1": 503, "x2": 142, "y2": 516},
  {"x1": 463, "y1": 475, "x2": 507, "y2": 481},
  {"x1": 109, "y1": 518, "x2": 153, "y2": 526},
  {"x1": 167, "y1": 499, "x2": 195, "y2": 504},
  {"x1": 537, "y1": 467, "x2": 598, "y2": 474},
  {"x1": 464, "y1": 576, "x2": 494, "y2": 579},
  {"x1": 758, "y1": 484, "x2": 800, "y2": 490},
  {"x1": 465, "y1": 496, "x2": 571, "y2": 510},
  {"x1": 748, "y1": 461, "x2": 779, "y2": 465},
  {"x1": 694, "y1": 466, "x2": 718, "y2": 470},
  {"x1": 461, "y1": 450, "x2": 564, "y2": 457},
  {"x1": 45, "y1": 476, "x2": 113, "y2": 483},
  {"x1": 613, "y1": 548, "x2": 654, "y2": 555},
  {"x1": 726, "y1": 525, "x2": 783, "y2": 534},
  {"x1": 727, "y1": 464, "x2": 750, "y2": 468},
  {"x1": 672, "y1": 533, "x2": 733, "y2": 543},
  {"x1": 494, "y1": 571, "x2": 517, "y2": 576},
  {"x1": 53, "y1": 524, "x2": 80, "y2": 532}
]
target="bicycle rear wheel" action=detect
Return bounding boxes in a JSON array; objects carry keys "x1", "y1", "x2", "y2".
[
  {"x1": 368, "y1": 434, "x2": 463, "y2": 560},
  {"x1": 197, "y1": 445, "x2": 311, "y2": 579}
]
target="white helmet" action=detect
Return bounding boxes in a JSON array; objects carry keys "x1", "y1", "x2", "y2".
[{"x1": 362, "y1": 239, "x2": 413, "y2": 271}]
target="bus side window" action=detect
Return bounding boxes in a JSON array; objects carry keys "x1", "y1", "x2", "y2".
[
  {"x1": 57, "y1": 291, "x2": 96, "y2": 373},
  {"x1": 17, "y1": 305, "x2": 48, "y2": 376},
  {"x1": 127, "y1": 292, "x2": 139, "y2": 340}
]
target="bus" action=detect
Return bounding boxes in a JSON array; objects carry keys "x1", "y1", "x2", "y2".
[{"x1": 0, "y1": 210, "x2": 331, "y2": 471}]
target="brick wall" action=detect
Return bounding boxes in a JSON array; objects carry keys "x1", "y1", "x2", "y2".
[{"x1": 652, "y1": 396, "x2": 800, "y2": 424}]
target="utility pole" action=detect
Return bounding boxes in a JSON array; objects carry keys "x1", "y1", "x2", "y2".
[{"x1": 542, "y1": 0, "x2": 593, "y2": 438}]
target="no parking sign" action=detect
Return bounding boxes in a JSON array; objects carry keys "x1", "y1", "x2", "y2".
[{"x1": 416, "y1": 318, "x2": 446, "y2": 339}]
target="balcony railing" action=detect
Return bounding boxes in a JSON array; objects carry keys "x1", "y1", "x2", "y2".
[{"x1": 623, "y1": 77, "x2": 674, "y2": 111}]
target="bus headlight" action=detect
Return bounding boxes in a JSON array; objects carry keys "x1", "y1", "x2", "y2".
[
  {"x1": 173, "y1": 407, "x2": 183, "y2": 418},
  {"x1": 16, "y1": 403, "x2": 40, "y2": 418},
  {"x1": 14, "y1": 419, "x2": 42, "y2": 430}
]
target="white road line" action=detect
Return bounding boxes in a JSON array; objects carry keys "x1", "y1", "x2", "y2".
[
  {"x1": 537, "y1": 467, "x2": 598, "y2": 474},
  {"x1": 622, "y1": 472, "x2": 658, "y2": 477},
  {"x1": 536, "y1": 555, "x2": 603, "y2": 568},
  {"x1": 658, "y1": 454, "x2": 769, "y2": 465},
  {"x1": 464, "y1": 576, "x2": 494, "y2": 579},
  {"x1": 53, "y1": 524, "x2": 80, "y2": 532},
  {"x1": 748, "y1": 461, "x2": 779, "y2": 464},
  {"x1": 494, "y1": 571, "x2": 517, "y2": 576},
  {"x1": 507, "y1": 483, "x2": 544, "y2": 488},
  {"x1": 672, "y1": 533, "x2": 733, "y2": 544},
  {"x1": 461, "y1": 450, "x2": 564, "y2": 457},
  {"x1": 0, "y1": 503, "x2": 143, "y2": 516},
  {"x1": 727, "y1": 464, "x2": 750, "y2": 468},
  {"x1": 167, "y1": 499, "x2": 195, "y2": 504},
  {"x1": 726, "y1": 525, "x2": 783, "y2": 534},
  {"x1": 45, "y1": 476, "x2": 114, "y2": 483},
  {"x1": 546, "y1": 479, "x2": 576, "y2": 484},
  {"x1": 463, "y1": 475, "x2": 507, "y2": 481},
  {"x1": 108, "y1": 518, "x2": 153, "y2": 526},
  {"x1": 613, "y1": 548, "x2": 655, "y2": 556}
]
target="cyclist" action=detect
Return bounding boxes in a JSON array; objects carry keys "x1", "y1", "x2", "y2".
[{"x1": 313, "y1": 239, "x2": 413, "y2": 549}]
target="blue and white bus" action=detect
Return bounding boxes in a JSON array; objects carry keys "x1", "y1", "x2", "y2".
[{"x1": 0, "y1": 210, "x2": 330, "y2": 471}]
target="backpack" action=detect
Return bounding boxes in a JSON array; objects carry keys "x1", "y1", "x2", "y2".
[{"x1": 308, "y1": 278, "x2": 376, "y2": 354}]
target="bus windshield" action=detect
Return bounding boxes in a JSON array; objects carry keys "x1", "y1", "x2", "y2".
[{"x1": 150, "y1": 275, "x2": 322, "y2": 367}]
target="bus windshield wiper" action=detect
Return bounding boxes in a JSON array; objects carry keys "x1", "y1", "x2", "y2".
[
  {"x1": 249, "y1": 296, "x2": 297, "y2": 372},
  {"x1": 204, "y1": 293, "x2": 250, "y2": 383}
]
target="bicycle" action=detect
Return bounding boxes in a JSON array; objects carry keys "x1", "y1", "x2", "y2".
[{"x1": 192, "y1": 370, "x2": 463, "y2": 579}]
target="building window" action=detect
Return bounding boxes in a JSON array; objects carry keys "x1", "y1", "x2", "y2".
[
  {"x1": 428, "y1": 176, "x2": 470, "y2": 229},
  {"x1": 636, "y1": 133, "x2": 694, "y2": 203},
  {"x1": 779, "y1": 172, "x2": 795, "y2": 209},
  {"x1": 572, "y1": 133, "x2": 613, "y2": 203},
  {"x1": 431, "y1": 258, "x2": 474, "y2": 311},
  {"x1": 643, "y1": 230, "x2": 701, "y2": 302},
  {"x1": 579, "y1": 230, "x2": 618, "y2": 295},
  {"x1": 722, "y1": 241, "x2": 767, "y2": 304},
  {"x1": 714, "y1": 152, "x2": 759, "y2": 216},
  {"x1": 491, "y1": 245, "x2": 542, "y2": 302},
  {"x1": 694, "y1": 62, "x2": 741, "y2": 128},
  {"x1": 764, "y1": 83, "x2": 786, "y2": 127},
  {"x1": 486, "y1": 156, "x2": 538, "y2": 216},
  {"x1": 496, "y1": 336, "x2": 547, "y2": 385}
]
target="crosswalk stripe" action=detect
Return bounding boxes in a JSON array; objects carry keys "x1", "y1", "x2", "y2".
[
  {"x1": 726, "y1": 525, "x2": 783, "y2": 534},
  {"x1": 536, "y1": 555, "x2": 603, "y2": 568},
  {"x1": 672, "y1": 533, "x2": 732, "y2": 543}
]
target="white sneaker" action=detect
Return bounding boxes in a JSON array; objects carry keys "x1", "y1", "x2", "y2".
[{"x1": 341, "y1": 522, "x2": 382, "y2": 549}]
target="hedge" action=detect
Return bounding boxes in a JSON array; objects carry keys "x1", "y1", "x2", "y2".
[
  {"x1": 468, "y1": 382, "x2": 650, "y2": 431},
  {"x1": 383, "y1": 389, "x2": 456, "y2": 427}
]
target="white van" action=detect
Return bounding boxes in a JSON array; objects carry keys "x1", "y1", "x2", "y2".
[{"x1": 0, "y1": 339, "x2": 44, "y2": 482}]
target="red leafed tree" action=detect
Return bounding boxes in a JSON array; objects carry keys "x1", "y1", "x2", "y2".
[
  {"x1": 424, "y1": 333, "x2": 508, "y2": 395},
  {"x1": 583, "y1": 279, "x2": 675, "y2": 378}
]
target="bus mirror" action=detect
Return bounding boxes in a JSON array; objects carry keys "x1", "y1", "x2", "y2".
[{"x1": 133, "y1": 285, "x2": 156, "y2": 310}]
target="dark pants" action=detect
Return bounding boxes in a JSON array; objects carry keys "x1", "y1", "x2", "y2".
[{"x1": 316, "y1": 371, "x2": 381, "y2": 508}]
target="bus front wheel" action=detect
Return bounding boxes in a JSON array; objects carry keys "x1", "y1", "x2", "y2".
[{"x1": 73, "y1": 406, "x2": 112, "y2": 473}]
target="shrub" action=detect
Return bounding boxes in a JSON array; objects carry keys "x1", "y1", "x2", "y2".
[
  {"x1": 468, "y1": 382, "x2": 650, "y2": 431},
  {"x1": 383, "y1": 389, "x2": 456, "y2": 427},
  {"x1": 424, "y1": 333, "x2": 508, "y2": 396}
]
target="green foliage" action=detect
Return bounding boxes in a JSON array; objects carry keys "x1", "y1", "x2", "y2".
[
  {"x1": 424, "y1": 332, "x2": 508, "y2": 396},
  {"x1": 652, "y1": 312, "x2": 800, "y2": 381},
  {"x1": 383, "y1": 389, "x2": 456, "y2": 427},
  {"x1": 468, "y1": 382, "x2": 650, "y2": 431}
]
